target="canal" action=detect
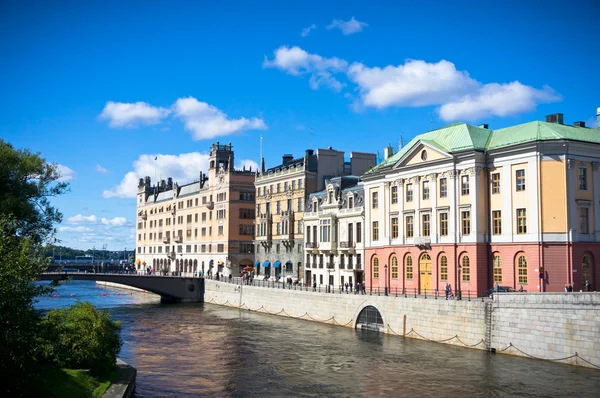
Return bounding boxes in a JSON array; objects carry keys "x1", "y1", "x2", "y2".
[{"x1": 36, "y1": 281, "x2": 600, "y2": 397}]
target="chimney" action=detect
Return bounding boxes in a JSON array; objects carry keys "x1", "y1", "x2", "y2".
[
  {"x1": 282, "y1": 154, "x2": 293, "y2": 165},
  {"x1": 260, "y1": 157, "x2": 265, "y2": 173},
  {"x1": 574, "y1": 121, "x2": 586, "y2": 128},
  {"x1": 383, "y1": 145, "x2": 394, "y2": 160},
  {"x1": 545, "y1": 113, "x2": 564, "y2": 124}
]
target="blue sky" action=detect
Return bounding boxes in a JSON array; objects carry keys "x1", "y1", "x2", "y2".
[{"x1": 1, "y1": 0, "x2": 598, "y2": 250}]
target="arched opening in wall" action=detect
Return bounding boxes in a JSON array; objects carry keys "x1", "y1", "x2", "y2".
[
  {"x1": 193, "y1": 259, "x2": 198, "y2": 273},
  {"x1": 184, "y1": 259, "x2": 189, "y2": 273},
  {"x1": 355, "y1": 305, "x2": 384, "y2": 332},
  {"x1": 419, "y1": 253, "x2": 432, "y2": 293}
]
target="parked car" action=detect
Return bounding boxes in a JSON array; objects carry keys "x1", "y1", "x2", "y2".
[{"x1": 488, "y1": 286, "x2": 516, "y2": 297}]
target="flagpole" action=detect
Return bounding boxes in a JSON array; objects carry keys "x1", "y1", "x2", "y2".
[{"x1": 154, "y1": 156, "x2": 157, "y2": 189}]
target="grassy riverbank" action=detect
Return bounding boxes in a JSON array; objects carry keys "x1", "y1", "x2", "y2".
[{"x1": 38, "y1": 367, "x2": 116, "y2": 397}]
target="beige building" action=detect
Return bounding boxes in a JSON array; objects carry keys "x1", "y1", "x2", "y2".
[
  {"x1": 254, "y1": 148, "x2": 376, "y2": 282},
  {"x1": 135, "y1": 143, "x2": 256, "y2": 276}
]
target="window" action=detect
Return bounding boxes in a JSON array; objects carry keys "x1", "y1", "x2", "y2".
[
  {"x1": 356, "y1": 223, "x2": 362, "y2": 243},
  {"x1": 516, "y1": 169, "x2": 526, "y2": 191},
  {"x1": 277, "y1": 183, "x2": 280, "y2": 193},
  {"x1": 578, "y1": 167, "x2": 588, "y2": 190},
  {"x1": 391, "y1": 256, "x2": 398, "y2": 279},
  {"x1": 406, "y1": 255, "x2": 413, "y2": 280},
  {"x1": 372, "y1": 221, "x2": 379, "y2": 241},
  {"x1": 373, "y1": 257, "x2": 379, "y2": 279},
  {"x1": 461, "y1": 175, "x2": 469, "y2": 195},
  {"x1": 276, "y1": 201, "x2": 281, "y2": 214},
  {"x1": 372, "y1": 191, "x2": 378, "y2": 209},
  {"x1": 491, "y1": 173, "x2": 501, "y2": 194},
  {"x1": 517, "y1": 255, "x2": 527, "y2": 284},
  {"x1": 493, "y1": 254, "x2": 502, "y2": 282},
  {"x1": 298, "y1": 179, "x2": 303, "y2": 189},
  {"x1": 297, "y1": 198, "x2": 303, "y2": 212},
  {"x1": 422, "y1": 181, "x2": 430, "y2": 200},
  {"x1": 517, "y1": 209, "x2": 527, "y2": 234},
  {"x1": 422, "y1": 214, "x2": 430, "y2": 237},
  {"x1": 218, "y1": 226, "x2": 224, "y2": 235},
  {"x1": 348, "y1": 196, "x2": 354, "y2": 209},
  {"x1": 440, "y1": 256, "x2": 448, "y2": 281},
  {"x1": 284, "y1": 182, "x2": 288, "y2": 191},
  {"x1": 406, "y1": 184, "x2": 413, "y2": 202},
  {"x1": 580, "y1": 207, "x2": 589, "y2": 234},
  {"x1": 406, "y1": 215, "x2": 414, "y2": 238},
  {"x1": 462, "y1": 256, "x2": 470, "y2": 282},
  {"x1": 582, "y1": 255, "x2": 592, "y2": 286},
  {"x1": 320, "y1": 219, "x2": 331, "y2": 242},
  {"x1": 492, "y1": 210, "x2": 502, "y2": 235},
  {"x1": 217, "y1": 209, "x2": 226, "y2": 219},
  {"x1": 217, "y1": 244, "x2": 224, "y2": 253},
  {"x1": 439, "y1": 213, "x2": 448, "y2": 236},
  {"x1": 461, "y1": 211, "x2": 471, "y2": 235},
  {"x1": 439, "y1": 178, "x2": 447, "y2": 198},
  {"x1": 391, "y1": 218, "x2": 398, "y2": 239},
  {"x1": 391, "y1": 186, "x2": 398, "y2": 204}
]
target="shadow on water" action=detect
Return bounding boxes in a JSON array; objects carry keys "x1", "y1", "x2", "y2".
[{"x1": 37, "y1": 281, "x2": 600, "y2": 397}]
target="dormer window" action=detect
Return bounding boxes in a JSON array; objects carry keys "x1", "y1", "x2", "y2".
[
  {"x1": 348, "y1": 196, "x2": 354, "y2": 209},
  {"x1": 328, "y1": 191, "x2": 333, "y2": 203}
]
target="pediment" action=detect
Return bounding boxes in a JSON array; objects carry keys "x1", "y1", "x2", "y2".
[{"x1": 393, "y1": 141, "x2": 452, "y2": 169}]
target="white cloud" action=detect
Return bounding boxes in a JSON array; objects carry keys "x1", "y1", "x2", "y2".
[
  {"x1": 67, "y1": 214, "x2": 98, "y2": 224},
  {"x1": 263, "y1": 46, "x2": 348, "y2": 91},
  {"x1": 172, "y1": 97, "x2": 267, "y2": 140},
  {"x1": 438, "y1": 82, "x2": 561, "y2": 121},
  {"x1": 101, "y1": 217, "x2": 127, "y2": 227},
  {"x1": 103, "y1": 152, "x2": 211, "y2": 198},
  {"x1": 326, "y1": 17, "x2": 368, "y2": 35},
  {"x1": 99, "y1": 101, "x2": 171, "y2": 128},
  {"x1": 58, "y1": 226, "x2": 93, "y2": 233},
  {"x1": 266, "y1": 46, "x2": 562, "y2": 121},
  {"x1": 348, "y1": 59, "x2": 479, "y2": 108},
  {"x1": 236, "y1": 159, "x2": 259, "y2": 171},
  {"x1": 55, "y1": 164, "x2": 77, "y2": 182},
  {"x1": 301, "y1": 24, "x2": 317, "y2": 37},
  {"x1": 96, "y1": 164, "x2": 109, "y2": 174}
]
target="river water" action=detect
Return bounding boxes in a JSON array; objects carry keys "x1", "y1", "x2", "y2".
[{"x1": 36, "y1": 280, "x2": 600, "y2": 397}]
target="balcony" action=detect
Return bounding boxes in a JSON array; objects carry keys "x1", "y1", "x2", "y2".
[
  {"x1": 318, "y1": 241, "x2": 337, "y2": 252},
  {"x1": 339, "y1": 241, "x2": 355, "y2": 248},
  {"x1": 414, "y1": 236, "x2": 431, "y2": 248},
  {"x1": 305, "y1": 242, "x2": 318, "y2": 249},
  {"x1": 168, "y1": 251, "x2": 176, "y2": 260},
  {"x1": 162, "y1": 236, "x2": 170, "y2": 244},
  {"x1": 141, "y1": 212, "x2": 147, "y2": 220},
  {"x1": 326, "y1": 263, "x2": 335, "y2": 269},
  {"x1": 206, "y1": 201, "x2": 214, "y2": 210},
  {"x1": 318, "y1": 263, "x2": 324, "y2": 269},
  {"x1": 354, "y1": 263, "x2": 362, "y2": 270},
  {"x1": 174, "y1": 235, "x2": 183, "y2": 243}
]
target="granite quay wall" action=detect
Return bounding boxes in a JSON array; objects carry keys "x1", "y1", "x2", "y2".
[
  {"x1": 204, "y1": 279, "x2": 488, "y2": 349},
  {"x1": 491, "y1": 293, "x2": 600, "y2": 368},
  {"x1": 96, "y1": 281, "x2": 148, "y2": 292}
]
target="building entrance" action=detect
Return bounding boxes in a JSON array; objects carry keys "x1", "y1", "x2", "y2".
[{"x1": 419, "y1": 253, "x2": 432, "y2": 293}]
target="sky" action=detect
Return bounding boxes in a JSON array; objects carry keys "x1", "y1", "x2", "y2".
[{"x1": 1, "y1": 0, "x2": 599, "y2": 251}]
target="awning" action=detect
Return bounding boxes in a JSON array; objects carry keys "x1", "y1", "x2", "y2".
[
  {"x1": 285, "y1": 261, "x2": 293, "y2": 266},
  {"x1": 262, "y1": 261, "x2": 271, "y2": 268},
  {"x1": 254, "y1": 261, "x2": 261, "y2": 267},
  {"x1": 274, "y1": 261, "x2": 281, "y2": 268}
]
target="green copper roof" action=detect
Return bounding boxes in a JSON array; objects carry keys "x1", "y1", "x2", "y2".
[{"x1": 366, "y1": 120, "x2": 600, "y2": 175}]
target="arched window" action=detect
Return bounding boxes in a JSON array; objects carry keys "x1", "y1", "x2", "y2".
[
  {"x1": 439, "y1": 255, "x2": 448, "y2": 281},
  {"x1": 406, "y1": 255, "x2": 413, "y2": 280},
  {"x1": 517, "y1": 254, "x2": 528, "y2": 284},
  {"x1": 582, "y1": 255, "x2": 592, "y2": 285},
  {"x1": 391, "y1": 256, "x2": 398, "y2": 279},
  {"x1": 373, "y1": 257, "x2": 380, "y2": 278},
  {"x1": 462, "y1": 255, "x2": 470, "y2": 282},
  {"x1": 493, "y1": 254, "x2": 502, "y2": 283}
]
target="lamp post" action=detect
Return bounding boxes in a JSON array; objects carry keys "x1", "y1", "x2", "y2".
[
  {"x1": 384, "y1": 264, "x2": 388, "y2": 296},
  {"x1": 457, "y1": 263, "x2": 462, "y2": 300},
  {"x1": 92, "y1": 245, "x2": 96, "y2": 273}
]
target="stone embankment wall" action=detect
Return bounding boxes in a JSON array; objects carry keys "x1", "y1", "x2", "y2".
[
  {"x1": 96, "y1": 281, "x2": 148, "y2": 292},
  {"x1": 492, "y1": 293, "x2": 600, "y2": 367},
  {"x1": 204, "y1": 280, "x2": 487, "y2": 349},
  {"x1": 204, "y1": 280, "x2": 600, "y2": 369}
]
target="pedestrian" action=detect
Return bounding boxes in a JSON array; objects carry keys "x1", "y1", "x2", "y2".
[
  {"x1": 313, "y1": 281, "x2": 317, "y2": 292},
  {"x1": 345, "y1": 282, "x2": 349, "y2": 293},
  {"x1": 564, "y1": 284, "x2": 569, "y2": 292},
  {"x1": 361, "y1": 282, "x2": 366, "y2": 295},
  {"x1": 355, "y1": 282, "x2": 359, "y2": 294},
  {"x1": 445, "y1": 283, "x2": 451, "y2": 300},
  {"x1": 585, "y1": 280, "x2": 592, "y2": 292}
]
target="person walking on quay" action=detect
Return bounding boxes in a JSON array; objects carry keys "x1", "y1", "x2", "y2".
[
  {"x1": 354, "y1": 282, "x2": 359, "y2": 294},
  {"x1": 313, "y1": 281, "x2": 317, "y2": 292},
  {"x1": 361, "y1": 282, "x2": 366, "y2": 295},
  {"x1": 585, "y1": 280, "x2": 592, "y2": 292},
  {"x1": 345, "y1": 282, "x2": 349, "y2": 293}
]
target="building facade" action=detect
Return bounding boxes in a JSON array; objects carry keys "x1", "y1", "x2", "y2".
[
  {"x1": 363, "y1": 113, "x2": 600, "y2": 295},
  {"x1": 254, "y1": 148, "x2": 376, "y2": 282},
  {"x1": 303, "y1": 176, "x2": 365, "y2": 289},
  {"x1": 135, "y1": 143, "x2": 256, "y2": 276}
]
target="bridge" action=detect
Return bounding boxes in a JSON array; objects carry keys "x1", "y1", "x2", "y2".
[{"x1": 38, "y1": 272, "x2": 205, "y2": 303}]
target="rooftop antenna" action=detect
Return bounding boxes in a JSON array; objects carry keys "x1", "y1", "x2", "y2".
[{"x1": 398, "y1": 136, "x2": 404, "y2": 151}]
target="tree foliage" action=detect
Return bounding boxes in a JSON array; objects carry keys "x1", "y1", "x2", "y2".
[
  {"x1": 0, "y1": 139, "x2": 69, "y2": 243},
  {"x1": 0, "y1": 217, "x2": 55, "y2": 395},
  {"x1": 40, "y1": 301, "x2": 123, "y2": 376}
]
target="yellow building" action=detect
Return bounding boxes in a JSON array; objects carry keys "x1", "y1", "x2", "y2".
[{"x1": 135, "y1": 142, "x2": 256, "y2": 276}]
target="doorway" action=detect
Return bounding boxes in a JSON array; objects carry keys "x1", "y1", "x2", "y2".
[{"x1": 419, "y1": 253, "x2": 432, "y2": 293}]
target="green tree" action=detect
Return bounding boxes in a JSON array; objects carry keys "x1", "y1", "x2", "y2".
[
  {"x1": 0, "y1": 139, "x2": 69, "y2": 243},
  {"x1": 41, "y1": 301, "x2": 122, "y2": 376},
  {"x1": 0, "y1": 217, "x2": 55, "y2": 395}
]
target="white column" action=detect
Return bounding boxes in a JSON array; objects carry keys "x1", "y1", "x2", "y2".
[
  {"x1": 449, "y1": 171, "x2": 458, "y2": 243},
  {"x1": 503, "y1": 165, "x2": 513, "y2": 240},
  {"x1": 413, "y1": 176, "x2": 421, "y2": 238},
  {"x1": 431, "y1": 173, "x2": 438, "y2": 242},
  {"x1": 398, "y1": 180, "x2": 405, "y2": 242},
  {"x1": 593, "y1": 162, "x2": 600, "y2": 240},
  {"x1": 528, "y1": 158, "x2": 539, "y2": 239},
  {"x1": 469, "y1": 167, "x2": 480, "y2": 242},
  {"x1": 567, "y1": 159, "x2": 576, "y2": 241}
]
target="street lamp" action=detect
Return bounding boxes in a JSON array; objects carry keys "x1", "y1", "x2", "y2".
[
  {"x1": 92, "y1": 245, "x2": 96, "y2": 273},
  {"x1": 384, "y1": 264, "x2": 388, "y2": 296}
]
